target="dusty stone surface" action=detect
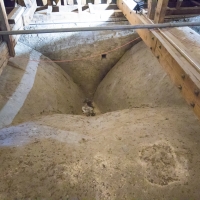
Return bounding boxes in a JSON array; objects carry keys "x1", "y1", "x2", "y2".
[
  {"x1": 19, "y1": 22, "x2": 139, "y2": 96},
  {"x1": 0, "y1": 42, "x2": 85, "y2": 129},
  {"x1": 0, "y1": 107, "x2": 200, "y2": 199},
  {"x1": 1, "y1": 23, "x2": 200, "y2": 200},
  {"x1": 140, "y1": 142, "x2": 185, "y2": 186},
  {"x1": 94, "y1": 41, "x2": 186, "y2": 112}
]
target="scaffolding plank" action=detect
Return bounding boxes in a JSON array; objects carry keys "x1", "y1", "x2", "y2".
[
  {"x1": 8, "y1": 6, "x2": 25, "y2": 24},
  {"x1": 22, "y1": 0, "x2": 37, "y2": 25}
]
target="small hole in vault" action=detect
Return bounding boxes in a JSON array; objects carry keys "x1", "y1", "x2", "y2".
[{"x1": 102, "y1": 54, "x2": 107, "y2": 59}]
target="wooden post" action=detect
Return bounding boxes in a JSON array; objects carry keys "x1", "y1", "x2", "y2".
[
  {"x1": 94, "y1": 0, "x2": 101, "y2": 4},
  {"x1": 68, "y1": 0, "x2": 74, "y2": 5},
  {"x1": 77, "y1": 0, "x2": 82, "y2": 12},
  {"x1": 8, "y1": 6, "x2": 25, "y2": 24},
  {"x1": 22, "y1": 0, "x2": 37, "y2": 25},
  {"x1": 148, "y1": 0, "x2": 157, "y2": 20},
  {"x1": 88, "y1": 3, "x2": 95, "y2": 13},
  {"x1": 176, "y1": 0, "x2": 183, "y2": 9},
  {"x1": 0, "y1": 0, "x2": 15, "y2": 57},
  {"x1": 41, "y1": 0, "x2": 48, "y2": 5},
  {"x1": 81, "y1": 0, "x2": 86, "y2": 5},
  {"x1": 154, "y1": 0, "x2": 169, "y2": 23}
]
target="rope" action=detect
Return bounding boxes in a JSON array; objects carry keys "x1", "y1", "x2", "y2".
[{"x1": 28, "y1": 37, "x2": 141, "y2": 63}]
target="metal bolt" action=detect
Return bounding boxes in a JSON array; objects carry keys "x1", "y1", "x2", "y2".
[
  {"x1": 181, "y1": 74, "x2": 185, "y2": 79},
  {"x1": 178, "y1": 85, "x2": 182, "y2": 90},
  {"x1": 194, "y1": 89, "x2": 200, "y2": 96}
]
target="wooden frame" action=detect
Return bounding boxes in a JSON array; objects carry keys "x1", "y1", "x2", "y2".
[
  {"x1": 117, "y1": 0, "x2": 200, "y2": 120},
  {"x1": 0, "y1": 0, "x2": 15, "y2": 57},
  {"x1": 154, "y1": 0, "x2": 169, "y2": 23},
  {"x1": 148, "y1": 0, "x2": 157, "y2": 20}
]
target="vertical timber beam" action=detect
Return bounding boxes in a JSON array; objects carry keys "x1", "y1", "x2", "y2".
[
  {"x1": 154, "y1": 0, "x2": 169, "y2": 23},
  {"x1": 176, "y1": 0, "x2": 183, "y2": 9},
  {"x1": 0, "y1": 0, "x2": 15, "y2": 57},
  {"x1": 94, "y1": 0, "x2": 101, "y2": 4},
  {"x1": 68, "y1": 0, "x2": 74, "y2": 5},
  {"x1": 77, "y1": 0, "x2": 82, "y2": 12},
  {"x1": 148, "y1": 0, "x2": 157, "y2": 20},
  {"x1": 81, "y1": 0, "x2": 86, "y2": 5},
  {"x1": 88, "y1": 3, "x2": 95, "y2": 13}
]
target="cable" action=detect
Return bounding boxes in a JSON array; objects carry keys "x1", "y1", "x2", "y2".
[{"x1": 29, "y1": 37, "x2": 141, "y2": 63}]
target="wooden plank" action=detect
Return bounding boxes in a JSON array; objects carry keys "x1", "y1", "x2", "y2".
[
  {"x1": 35, "y1": 4, "x2": 119, "y2": 12},
  {"x1": 10, "y1": 14, "x2": 24, "y2": 31},
  {"x1": 17, "y1": 0, "x2": 26, "y2": 6},
  {"x1": 8, "y1": 6, "x2": 25, "y2": 24},
  {"x1": 166, "y1": 7, "x2": 200, "y2": 15},
  {"x1": 68, "y1": 0, "x2": 74, "y2": 5},
  {"x1": 94, "y1": 0, "x2": 101, "y2": 4},
  {"x1": 41, "y1": 0, "x2": 48, "y2": 5},
  {"x1": 36, "y1": 5, "x2": 48, "y2": 12},
  {"x1": 52, "y1": 5, "x2": 59, "y2": 11},
  {"x1": 117, "y1": 0, "x2": 200, "y2": 120},
  {"x1": 63, "y1": 0, "x2": 68, "y2": 5},
  {"x1": 0, "y1": 42, "x2": 9, "y2": 75},
  {"x1": 165, "y1": 14, "x2": 199, "y2": 20},
  {"x1": 176, "y1": 0, "x2": 183, "y2": 9},
  {"x1": 88, "y1": 3, "x2": 95, "y2": 13},
  {"x1": 81, "y1": 0, "x2": 86, "y2": 5},
  {"x1": 160, "y1": 29, "x2": 200, "y2": 72},
  {"x1": 0, "y1": 0, "x2": 15, "y2": 57},
  {"x1": 32, "y1": 11, "x2": 125, "y2": 23},
  {"x1": 22, "y1": 0, "x2": 37, "y2": 25},
  {"x1": 147, "y1": 0, "x2": 157, "y2": 20},
  {"x1": 154, "y1": 0, "x2": 169, "y2": 23},
  {"x1": 77, "y1": 0, "x2": 82, "y2": 12},
  {"x1": 5, "y1": 7, "x2": 14, "y2": 15},
  {"x1": 56, "y1": 0, "x2": 62, "y2": 5},
  {"x1": 10, "y1": 17, "x2": 24, "y2": 46}
]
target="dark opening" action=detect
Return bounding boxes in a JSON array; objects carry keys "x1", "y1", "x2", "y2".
[{"x1": 102, "y1": 54, "x2": 107, "y2": 59}]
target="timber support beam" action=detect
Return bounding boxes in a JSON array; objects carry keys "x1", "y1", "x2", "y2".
[
  {"x1": 117, "y1": 0, "x2": 200, "y2": 120},
  {"x1": 0, "y1": 0, "x2": 15, "y2": 57},
  {"x1": 148, "y1": 0, "x2": 157, "y2": 20},
  {"x1": 154, "y1": 0, "x2": 169, "y2": 23}
]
